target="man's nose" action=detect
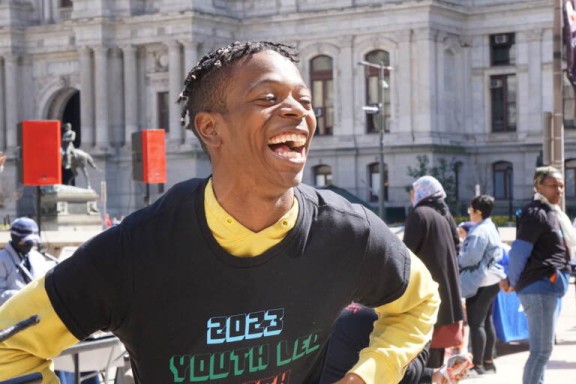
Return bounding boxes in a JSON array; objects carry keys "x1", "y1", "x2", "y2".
[{"x1": 279, "y1": 96, "x2": 308, "y2": 119}]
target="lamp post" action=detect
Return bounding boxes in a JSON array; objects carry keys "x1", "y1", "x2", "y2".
[{"x1": 358, "y1": 60, "x2": 392, "y2": 221}]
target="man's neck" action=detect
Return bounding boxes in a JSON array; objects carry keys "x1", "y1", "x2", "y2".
[{"x1": 209, "y1": 178, "x2": 296, "y2": 233}]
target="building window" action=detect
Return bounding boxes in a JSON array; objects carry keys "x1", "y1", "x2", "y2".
[
  {"x1": 490, "y1": 74, "x2": 516, "y2": 132},
  {"x1": 368, "y1": 162, "x2": 388, "y2": 202},
  {"x1": 157, "y1": 92, "x2": 170, "y2": 132},
  {"x1": 363, "y1": 50, "x2": 391, "y2": 134},
  {"x1": 313, "y1": 164, "x2": 332, "y2": 187},
  {"x1": 493, "y1": 161, "x2": 513, "y2": 199},
  {"x1": 490, "y1": 33, "x2": 516, "y2": 66},
  {"x1": 310, "y1": 55, "x2": 334, "y2": 136},
  {"x1": 564, "y1": 78, "x2": 576, "y2": 129},
  {"x1": 565, "y1": 159, "x2": 576, "y2": 198},
  {"x1": 60, "y1": 0, "x2": 73, "y2": 7}
]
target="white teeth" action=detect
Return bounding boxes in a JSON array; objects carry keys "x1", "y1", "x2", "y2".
[
  {"x1": 268, "y1": 133, "x2": 307, "y2": 147},
  {"x1": 277, "y1": 151, "x2": 304, "y2": 159}
]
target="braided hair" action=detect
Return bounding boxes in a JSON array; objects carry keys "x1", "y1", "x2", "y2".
[{"x1": 177, "y1": 41, "x2": 300, "y2": 151}]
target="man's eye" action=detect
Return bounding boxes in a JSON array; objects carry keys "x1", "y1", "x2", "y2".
[
  {"x1": 300, "y1": 99, "x2": 312, "y2": 108},
  {"x1": 261, "y1": 95, "x2": 277, "y2": 103}
]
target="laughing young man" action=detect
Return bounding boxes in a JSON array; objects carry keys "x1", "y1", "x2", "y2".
[{"x1": 0, "y1": 41, "x2": 439, "y2": 384}]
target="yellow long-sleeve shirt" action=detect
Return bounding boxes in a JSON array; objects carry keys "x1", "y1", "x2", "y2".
[{"x1": 0, "y1": 180, "x2": 439, "y2": 383}]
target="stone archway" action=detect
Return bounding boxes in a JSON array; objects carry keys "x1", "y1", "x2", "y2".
[{"x1": 46, "y1": 88, "x2": 81, "y2": 185}]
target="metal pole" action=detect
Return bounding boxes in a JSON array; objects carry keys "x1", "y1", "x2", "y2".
[
  {"x1": 378, "y1": 63, "x2": 386, "y2": 222},
  {"x1": 358, "y1": 60, "x2": 392, "y2": 221},
  {"x1": 552, "y1": 0, "x2": 565, "y2": 209},
  {"x1": 36, "y1": 186, "x2": 41, "y2": 237}
]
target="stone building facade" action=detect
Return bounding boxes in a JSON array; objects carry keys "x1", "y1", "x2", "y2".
[{"x1": 0, "y1": 0, "x2": 574, "y2": 222}]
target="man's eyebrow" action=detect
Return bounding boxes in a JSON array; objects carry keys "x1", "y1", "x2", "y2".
[{"x1": 247, "y1": 78, "x2": 310, "y2": 92}]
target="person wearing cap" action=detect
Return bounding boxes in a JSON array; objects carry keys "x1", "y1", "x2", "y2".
[
  {"x1": 500, "y1": 166, "x2": 574, "y2": 384},
  {"x1": 0, "y1": 217, "x2": 55, "y2": 306}
]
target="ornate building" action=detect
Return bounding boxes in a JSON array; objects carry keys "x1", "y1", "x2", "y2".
[{"x1": 0, "y1": 0, "x2": 573, "y2": 222}]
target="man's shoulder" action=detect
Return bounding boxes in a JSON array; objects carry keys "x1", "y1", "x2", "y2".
[
  {"x1": 520, "y1": 200, "x2": 550, "y2": 218},
  {"x1": 121, "y1": 178, "x2": 207, "y2": 230},
  {"x1": 0, "y1": 243, "x2": 14, "y2": 256},
  {"x1": 296, "y1": 184, "x2": 370, "y2": 218}
]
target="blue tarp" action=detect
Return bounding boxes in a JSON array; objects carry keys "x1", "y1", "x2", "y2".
[
  {"x1": 493, "y1": 290, "x2": 529, "y2": 342},
  {"x1": 492, "y1": 247, "x2": 529, "y2": 342}
]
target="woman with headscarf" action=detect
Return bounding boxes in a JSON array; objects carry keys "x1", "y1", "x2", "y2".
[{"x1": 403, "y1": 176, "x2": 465, "y2": 368}]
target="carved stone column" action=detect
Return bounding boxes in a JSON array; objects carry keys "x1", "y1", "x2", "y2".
[
  {"x1": 168, "y1": 40, "x2": 183, "y2": 142},
  {"x1": 337, "y1": 36, "x2": 354, "y2": 134},
  {"x1": 93, "y1": 46, "x2": 109, "y2": 149},
  {"x1": 0, "y1": 57, "x2": 5, "y2": 150},
  {"x1": 4, "y1": 54, "x2": 19, "y2": 148},
  {"x1": 182, "y1": 40, "x2": 199, "y2": 77},
  {"x1": 122, "y1": 45, "x2": 138, "y2": 146},
  {"x1": 79, "y1": 47, "x2": 94, "y2": 147}
]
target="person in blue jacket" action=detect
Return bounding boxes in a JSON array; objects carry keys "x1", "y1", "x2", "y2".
[{"x1": 458, "y1": 195, "x2": 506, "y2": 375}]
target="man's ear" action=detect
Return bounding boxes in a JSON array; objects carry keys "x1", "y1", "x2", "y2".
[{"x1": 195, "y1": 112, "x2": 222, "y2": 148}]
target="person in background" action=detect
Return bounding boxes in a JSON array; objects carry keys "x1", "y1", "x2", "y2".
[
  {"x1": 0, "y1": 217, "x2": 56, "y2": 306},
  {"x1": 403, "y1": 176, "x2": 465, "y2": 368},
  {"x1": 458, "y1": 195, "x2": 506, "y2": 375},
  {"x1": 0, "y1": 41, "x2": 439, "y2": 384},
  {"x1": 0, "y1": 217, "x2": 100, "y2": 383},
  {"x1": 320, "y1": 303, "x2": 472, "y2": 384},
  {"x1": 458, "y1": 221, "x2": 473, "y2": 243},
  {"x1": 0, "y1": 150, "x2": 5, "y2": 173},
  {"x1": 501, "y1": 166, "x2": 574, "y2": 384}
]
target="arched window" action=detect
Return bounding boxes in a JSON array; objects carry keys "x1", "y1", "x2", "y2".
[
  {"x1": 363, "y1": 50, "x2": 391, "y2": 133},
  {"x1": 313, "y1": 164, "x2": 332, "y2": 187},
  {"x1": 368, "y1": 162, "x2": 388, "y2": 202},
  {"x1": 310, "y1": 55, "x2": 334, "y2": 135},
  {"x1": 565, "y1": 159, "x2": 576, "y2": 198},
  {"x1": 493, "y1": 161, "x2": 513, "y2": 199}
]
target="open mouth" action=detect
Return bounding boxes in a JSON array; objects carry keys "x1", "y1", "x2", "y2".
[{"x1": 268, "y1": 133, "x2": 307, "y2": 160}]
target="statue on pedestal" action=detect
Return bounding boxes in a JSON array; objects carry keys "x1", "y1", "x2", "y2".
[{"x1": 61, "y1": 123, "x2": 98, "y2": 189}]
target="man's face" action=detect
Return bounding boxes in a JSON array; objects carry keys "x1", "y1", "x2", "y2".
[
  {"x1": 207, "y1": 50, "x2": 317, "y2": 191},
  {"x1": 15, "y1": 240, "x2": 35, "y2": 255},
  {"x1": 536, "y1": 174, "x2": 564, "y2": 205}
]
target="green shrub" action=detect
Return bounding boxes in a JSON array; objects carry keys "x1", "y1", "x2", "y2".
[{"x1": 454, "y1": 215, "x2": 515, "y2": 227}]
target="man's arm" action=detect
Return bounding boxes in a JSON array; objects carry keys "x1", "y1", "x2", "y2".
[
  {"x1": 506, "y1": 239, "x2": 533, "y2": 288},
  {"x1": 0, "y1": 277, "x2": 79, "y2": 382},
  {"x1": 344, "y1": 252, "x2": 440, "y2": 384}
]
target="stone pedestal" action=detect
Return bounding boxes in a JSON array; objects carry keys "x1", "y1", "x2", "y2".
[{"x1": 40, "y1": 185, "x2": 102, "y2": 231}]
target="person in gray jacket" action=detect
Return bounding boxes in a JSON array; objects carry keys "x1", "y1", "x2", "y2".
[
  {"x1": 458, "y1": 195, "x2": 506, "y2": 375},
  {"x1": 0, "y1": 217, "x2": 56, "y2": 306}
]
